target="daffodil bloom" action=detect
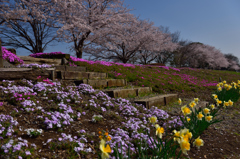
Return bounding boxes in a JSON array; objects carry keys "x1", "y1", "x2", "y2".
[
  {"x1": 216, "y1": 84, "x2": 220, "y2": 87},
  {"x1": 212, "y1": 94, "x2": 218, "y2": 99},
  {"x1": 180, "y1": 128, "x2": 192, "y2": 141},
  {"x1": 234, "y1": 86, "x2": 237, "y2": 89},
  {"x1": 189, "y1": 101, "x2": 196, "y2": 109},
  {"x1": 224, "y1": 84, "x2": 229, "y2": 89},
  {"x1": 149, "y1": 116, "x2": 157, "y2": 124},
  {"x1": 215, "y1": 99, "x2": 222, "y2": 106},
  {"x1": 217, "y1": 87, "x2": 222, "y2": 92},
  {"x1": 155, "y1": 124, "x2": 164, "y2": 139},
  {"x1": 203, "y1": 108, "x2": 210, "y2": 115},
  {"x1": 193, "y1": 136, "x2": 204, "y2": 149},
  {"x1": 226, "y1": 85, "x2": 232, "y2": 91},
  {"x1": 194, "y1": 98, "x2": 199, "y2": 104},
  {"x1": 223, "y1": 101, "x2": 229, "y2": 108},
  {"x1": 178, "y1": 98, "x2": 182, "y2": 105},
  {"x1": 197, "y1": 112, "x2": 204, "y2": 120},
  {"x1": 228, "y1": 100, "x2": 233, "y2": 106},
  {"x1": 219, "y1": 82, "x2": 223, "y2": 87},
  {"x1": 210, "y1": 104, "x2": 215, "y2": 110},
  {"x1": 223, "y1": 80, "x2": 227, "y2": 84},
  {"x1": 187, "y1": 117, "x2": 190, "y2": 122},
  {"x1": 179, "y1": 138, "x2": 190, "y2": 155},
  {"x1": 205, "y1": 115, "x2": 213, "y2": 122},
  {"x1": 181, "y1": 105, "x2": 191, "y2": 116},
  {"x1": 173, "y1": 130, "x2": 180, "y2": 142},
  {"x1": 100, "y1": 139, "x2": 112, "y2": 159}
]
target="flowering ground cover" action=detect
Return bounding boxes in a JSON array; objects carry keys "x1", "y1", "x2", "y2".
[{"x1": 0, "y1": 51, "x2": 240, "y2": 158}]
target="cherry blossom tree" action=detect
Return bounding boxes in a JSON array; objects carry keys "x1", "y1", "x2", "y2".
[
  {"x1": 134, "y1": 26, "x2": 179, "y2": 65},
  {"x1": 0, "y1": 0, "x2": 66, "y2": 53},
  {"x1": 153, "y1": 26, "x2": 181, "y2": 65},
  {"x1": 169, "y1": 39, "x2": 193, "y2": 68},
  {"x1": 224, "y1": 53, "x2": 240, "y2": 71},
  {"x1": 83, "y1": 18, "x2": 157, "y2": 63},
  {"x1": 1, "y1": 0, "x2": 133, "y2": 58},
  {"x1": 41, "y1": 0, "x2": 134, "y2": 59},
  {"x1": 175, "y1": 42, "x2": 231, "y2": 70}
]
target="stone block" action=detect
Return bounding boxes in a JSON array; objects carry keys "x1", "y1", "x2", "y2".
[
  {"x1": 17, "y1": 56, "x2": 61, "y2": 65},
  {"x1": 107, "y1": 79, "x2": 126, "y2": 87},
  {"x1": 87, "y1": 79, "x2": 108, "y2": 88},
  {"x1": 137, "y1": 87, "x2": 152, "y2": 96},
  {"x1": 88, "y1": 72, "x2": 107, "y2": 79},
  {"x1": 65, "y1": 66, "x2": 86, "y2": 72},
  {"x1": 64, "y1": 71, "x2": 88, "y2": 80},
  {"x1": 61, "y1": 58, "x2": 68, "y2": 65},
  {"x1": 55, "y1": 65, "x2": 66, "y2": 71},
  {"x1": 114, "y1": 89, "x2": 137, "y2": 98},
  {"x1": 134, "y1": 94, "x2": 166, "y2": 109},
  {"x1": 164, "y1": 94, "x2": 178, "y2": 105}
]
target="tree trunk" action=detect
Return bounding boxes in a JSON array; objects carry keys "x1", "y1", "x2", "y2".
[
  {"x1": 76, "y1": 47, "x2": 83, "y2": 59},
  {"x1": 0, "y1": 39, "x2": 3, "y2": 67}
]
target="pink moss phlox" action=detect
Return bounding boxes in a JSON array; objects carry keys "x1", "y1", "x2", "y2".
[
  {"x1": 1, "y1": 47, "x2": 24, "y2": 64},
  {"x1": 29, "y1": 52, "x2": 64, "y2": 58}
]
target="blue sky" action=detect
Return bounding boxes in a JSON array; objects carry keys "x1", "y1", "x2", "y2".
[{"x1": 2, "y1": 0, "x2": 240, "y2": 64}]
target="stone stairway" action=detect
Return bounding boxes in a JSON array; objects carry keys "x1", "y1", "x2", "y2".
[{"x1": 1, "y1": 55, "x2": 179, "y2": 109}]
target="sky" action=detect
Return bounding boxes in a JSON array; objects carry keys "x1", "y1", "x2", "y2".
[{"x1": 1, "y1": 0, "x2": 240, "y2": 65}]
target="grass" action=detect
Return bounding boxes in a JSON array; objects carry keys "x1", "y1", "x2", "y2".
[{"x1": 0, "y1": 57, "x2": 240, "y2": 158}]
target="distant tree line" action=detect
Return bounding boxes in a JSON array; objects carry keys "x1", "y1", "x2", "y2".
[{"x1": 0, "y1": 0, "x2": 239, "y2": 71}]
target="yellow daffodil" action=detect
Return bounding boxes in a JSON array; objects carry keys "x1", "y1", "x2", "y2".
[
  {"x1": 212, "y1": 94, "x2": 218, "y2": 99},
  {"x1": 197, "y1": 112, "x2": 204, "y2": 120},
  {"x1": 100, "y1": 139, "x2": 112, "y2": 159},
  {"x1": 189, "y1": 101, "x2": 196, "y2": 109},
  {"x1": 216, "y1": 84, "x2": 220, "y2": 87},
  {"x1": 194, "y1": 98, "x2": 199, "y2": 104},
  {"x1": 155, "y1": 124, "x2": 164, "y2": 139},
  {"x1": 223, "y1": 101, "x2": 229, "y2": 108},
  {"x1": 238, "y1": 80, "x2": 240, "y2": 85},
  {"x1": 218, "y1": 82, "x2": 223, "y2": 86},
  {"x1": 181, "y1": 105, "x2": 191, "y2": 116},
  {"x1": 223, "y1": 80, "x2": 227, "y2": 84},
  {"x1": 226, "y1": 85, "x2": 232, "y2": 91},
  {"x1": 215, "y1": 99, "x2": 222, "y2": 106},
  {"x1": 173, "y1": 130, "x2": 180, "y2": 142},
  {"x1": 180, "y1": 128, "x2": 192, "y2": 141},
  {"x1": 205, "y1": 115, "x2": 213, "y2": 122},
  {"x1": 179, "y1": 138, "x2": 190, "y2": 155},
  {"x1": 234, "y1": 86, "x2": 237, "y2": 89},
  {"x1": 149, "y1": 116, "x2": 157, "y2": 124},
  {"x1": 178, "y1": 98, "x2": 182, "y2": 105},
  {"x1": 224, "y1": 84, "x2": 229, "y2": 89},
  {"x1": 187, "y1": 117, "x2": 190, "y2": 122},
  {"x1": 231, "y1": 82, "x2": 236, "y2": 87},
  {"x1": 217, "y1": 87, "x2": 222, "y2": 92},
  {"x1": 203, "y1": 108, "x2": 210, "y2": 115},
  {"x1": 193, "y1": 136, "x2": 204, "y2": 149},
  {"x1": 228, "y1": 100, "x2": 233, "y2": 106},
  {"x1": 210, "y1": 104, "x2": 215, "y2": 110}
]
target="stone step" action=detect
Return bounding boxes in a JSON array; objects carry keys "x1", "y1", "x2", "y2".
[
  {"x1": 97, "y1": 87, "x2": 152, "y2": 98},
  {"x1": 54, "y1": 65, "x2": 86, "y2": 72},
  {"x1": 73, "y1": 79, "x2": 127, "y2": 88},
  {"x1": 56, "y1": 71, "x2": 108, "y2": 80},
  {"x1": 17, "y1": 56, "x2": 62, "y2": 65},
  {"x1": 133, "y1": 94, "x2": 179, "y2": 109}
]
